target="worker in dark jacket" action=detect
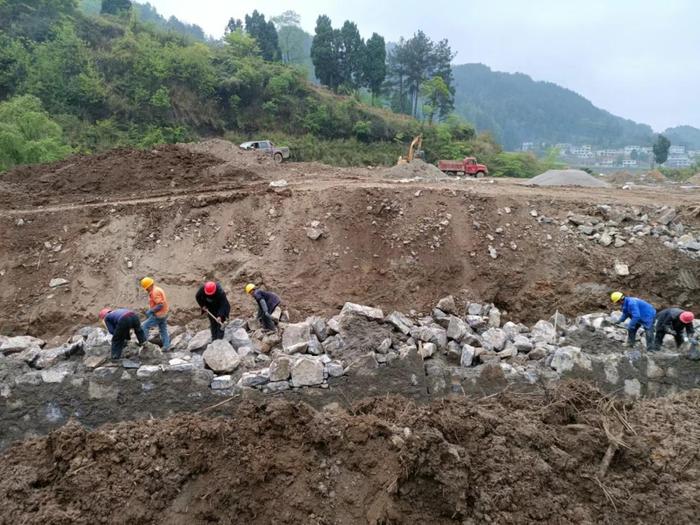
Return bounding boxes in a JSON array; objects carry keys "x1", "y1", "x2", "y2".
[
  {"x1": 99, "y1": 307, "x2": 146, "y2": 360},
  {"x1": 651, "y1": 308, "x2": 696, "y2": 351},
  {"x1": 245, "y1": 283, "x2": 281, "y2": 331},
  {"x1": 610, "y1": 292, "x2": 656, "y2": 349},
  {"x1": 195, "y1": 281, "x2": 230, "y2": 340}
]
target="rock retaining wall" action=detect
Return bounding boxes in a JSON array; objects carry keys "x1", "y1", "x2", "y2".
[{"x1": 1, "y1": 299, "x2": 698, "y2": 450}]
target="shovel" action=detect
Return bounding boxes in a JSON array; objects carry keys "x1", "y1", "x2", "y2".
[{"x1": 204, "y1": 308, "x2": 226, "y2": 329}]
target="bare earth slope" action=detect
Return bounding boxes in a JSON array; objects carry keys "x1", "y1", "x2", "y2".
[{"x1": 0, "y1": 142, "x2": 698, "y2": 339}]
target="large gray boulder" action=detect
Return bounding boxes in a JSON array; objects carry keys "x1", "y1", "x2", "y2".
[
  {"x1": 480, "y1": 328, "x2": 508, "y2": 351},
  {"x1": 41, "y1": 362, "x2": 77, "y2": 383},
  {"x1": 282, "y1": 322, "x2": 312, "y2": 354},
  {"x1": 225, "y1": 326, "x2": 252, "y2": 349},
  {"x1": 237, "y1": 369, "x2": 270, "y2": 388},
  {"x1": 550, "y1": 346, "x2": 592, "y2": 373},
  {"x1": 385, "y1": 311, "x2": 414, "y2": 335},
  {"x1": 531, "y1": 320, "x2": 556, "y2": 344},
  {"x1": 340, "y1": 302, "x2": 384, "y2": 321},
  {"x1": 187, "y1": 330, "x2": 212, "y2": 352},
  {"x1": 34, "y1": 343, "x2": 81, "y2": 369},
  {"x1": 446, "y1": 316, "x2": 470, "y2": 342},
  {"x1": 1, "y1": 335, "x2": 45, "y2": 355},
  {"x1": 436, "y1": 295, "x2": 456, "y2": 314},
  {"x1": 269, "y1": 355, "x2": 292, "y2": 382},
  {"x1": 291, "y1": 356, "x2": 324, "y2": 387},
  {"x1": 460, "y1": 344, "x2": 476, "y2": 367},
  {"x1": 203, "y1": 339, "x2": 241, "y2": 373}
]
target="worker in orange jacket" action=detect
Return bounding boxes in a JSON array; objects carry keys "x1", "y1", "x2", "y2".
[{"x1": 139, "y1": 277, "x2": 171, "y2": 350}]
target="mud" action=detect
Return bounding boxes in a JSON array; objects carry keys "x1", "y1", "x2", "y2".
[{"x1": 1, "y1": 382, "x2": 698, "y2": 524}]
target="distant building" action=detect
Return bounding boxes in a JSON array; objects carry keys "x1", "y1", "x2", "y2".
[
  {"x1": 555, "y1": 143, "x2": 572, "y2": 153},
  {"x1": 521, "y1": 142, "x2": 535, "y2": 152},
  {"x1": 669, "y1": 145, "x2": 686, "y2": 155},
  {"x1": 665, "y1": 155, "x2": 693, "y2": 168},
  {"x1": 624, "y1": 146, "x2": 641, "y2": 155},
  {"x1": 622, "y1": 159, "x2": 638, "y2": 167}
]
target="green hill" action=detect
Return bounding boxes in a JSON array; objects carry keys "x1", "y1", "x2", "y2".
[
  {"x1": 452, "y1": 63, "x2": 655, "y2": 150},
  {"x1": 0, "y1": 0, "x2": 425, "y2": 169}
]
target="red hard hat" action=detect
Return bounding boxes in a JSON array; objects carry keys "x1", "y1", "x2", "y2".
[
  {"x1": 679, "y1": 311, "x2": 695, "y2": 324},
  {"x1": 204, "y1": 281, "x2": 217, "y2": 296},
  {"x1": 99, "y1": 308, "x2": 111, "y2": 320}
]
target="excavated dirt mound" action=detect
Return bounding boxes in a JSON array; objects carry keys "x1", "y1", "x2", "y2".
[
  {"x1": 383, "y1": 159, "x2": 447, "y2": 180},
  {"x1": 527, "y1": 169, "x2": 610, "y2": 187},
  {"x1": 607, "y1": 170, "x2": 667, "y2": 185},
  {"x1": 686, "y1": 173, "x2": 700, "y2": 184},
  {"x1": 1, "y1": 382, "x2": 699, "y2": 524},
  {"x1": 0, "y1": 145, "x2": 261, "y2": 209}
]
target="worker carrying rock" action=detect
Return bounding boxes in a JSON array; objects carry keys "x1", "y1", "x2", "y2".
[
  {"x1": 195, "y1": 281, "x2": 230, "y2": 340},
  {"x1": 651, "y1": 308, "x2": 696, "y2": 353},
  {"x1": 99, "y1": 307, "x2": 147, "y2": 360},
  {"x1": 610, "y1": 292, "x2": 656, "y2": 349},
  {"x1": 245, "y1": 283, "x2": 280, "y2": 332},
  {"x1": 139, "y1": 277, "x2": 170, "y2": 351}
]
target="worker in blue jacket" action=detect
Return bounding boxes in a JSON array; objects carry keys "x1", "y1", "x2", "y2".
[
  {"x1": 99, "y1": 307, "x2": 147, "y2": 360},
  {"x1": 245, "y1": 283, "x2": 281, "y2": 332},
  {"x1": 610, "y1": 292, "x2": 656, "y2": 349}
]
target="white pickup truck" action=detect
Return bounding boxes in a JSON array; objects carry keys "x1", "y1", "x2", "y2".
[{"x1": 239, "y1": 140, "x2": 290, "y2": 163}]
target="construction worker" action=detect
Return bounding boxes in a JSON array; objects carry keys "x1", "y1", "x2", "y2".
[
  {"x1": 610, "y1": 292, "x2": 656, "y2": 349},
  {"x1": 139, "y1": 277, "x2": 170, "y2": 351},
  {"x1": 195, "y1": 281, "x2": 230, "y2": 340},
  {"x1": 245, "y1": 283, "x2": 280, "y2": 332},
  {"x1": 99, "y1": 307, "x2": 146, "y2": 360},
  {"x1": 651, "y1": 308, "x2": 696, "y2": 352}
]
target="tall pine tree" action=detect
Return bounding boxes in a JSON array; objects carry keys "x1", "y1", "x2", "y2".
[
  {"x1": 311, "y1": 15, "x2": 339, "y2": 90},
  {"x1": 244, "y1": 10, "x2": 280, "y2": 61},
  {"x1": 362, "y1": 33, "x2": 386, "y2": 104}
]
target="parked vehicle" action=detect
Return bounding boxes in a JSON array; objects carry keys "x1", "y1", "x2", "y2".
[
  {"x1": 239, "y1": 140, "x2": 290, "y2": 163},
  {"x1": 437, "y1": 157, "x2": 488, "y2": 177}
]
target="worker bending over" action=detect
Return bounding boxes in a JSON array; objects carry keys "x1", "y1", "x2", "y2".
[
  {"x1": 139, "y1": 277, "x2": 170, "y2": 351},
  {"x1": 610, "y1": 292, "x2": 656, "y2": 349},
  {"x1": 195, "y1": 281, "x2": 230, "y2": 340},
  {"x1": 652, "y1": 308, "x2": 696, "y2": 352},
  {"x1": 99, "y1": 307, "x2": 146, "y2": 360},
  {"x1": 245, "y1": 283, "x2": 281, "y2": 332}
]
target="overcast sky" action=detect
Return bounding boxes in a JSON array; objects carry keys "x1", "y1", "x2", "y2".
[{"x1": 145, "y1": 0, "x2": 699, "y2": 131}]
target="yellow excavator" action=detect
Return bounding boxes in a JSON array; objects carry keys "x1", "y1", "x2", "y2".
[{"x1": 397, "y1": 135, "x2": 424, "y2": 165}]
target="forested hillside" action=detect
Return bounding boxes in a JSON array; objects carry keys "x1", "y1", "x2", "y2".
[
  {"x1": 452, "y1": 64, "x2": 655, "y2": 150},
  {"x1": 663, "y1": 125, "x2": 700, "y2": 150},
  {"x1": 0, "y1": 0, "x2": 425, "y2": 169}
]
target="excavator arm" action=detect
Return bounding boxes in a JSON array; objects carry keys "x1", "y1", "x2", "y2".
[{"x1": 397, "y1": 134, "x2": 423, "y2": 165}]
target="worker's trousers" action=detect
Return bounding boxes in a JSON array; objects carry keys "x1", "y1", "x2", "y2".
[
  {"x1": 628, "y1": 320, "x2": 654, "y2": 349},
  {"x1": 142, "y1": 314, "x2": 171, "y2": 350},
  {"x1": 112, "y1": 314, "x2": 146, "y2": 359}
]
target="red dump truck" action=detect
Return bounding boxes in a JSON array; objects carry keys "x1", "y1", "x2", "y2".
[{"x1": 437, "y1": 157, "x2": 488, "y2": 177}]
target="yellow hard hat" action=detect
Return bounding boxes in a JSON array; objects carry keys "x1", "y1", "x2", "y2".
[
  {"x1": 245, "y1": 283, "x2": 256, "y2": 294},
  {"x1": 610, "y1": 291, "x2": 623, "y2": 303},
  {"x1": 140, "y1": 277, "x2": 154, "y2": 290}
]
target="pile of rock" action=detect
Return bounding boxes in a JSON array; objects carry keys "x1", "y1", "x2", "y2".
[
  {"x1": 2, "y1": 297, "x2": 698, "y2": 401},
  {"x1": 552, "y1": 205, "x2": 700, "y2": 258}
]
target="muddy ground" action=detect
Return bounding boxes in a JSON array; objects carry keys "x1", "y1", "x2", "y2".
[
  {"x1": 0, "y1": 382, "x2": 699, "y2": 524},
  {"x1": 0, "y1": 141, "x2": 698, "y2": 341}
]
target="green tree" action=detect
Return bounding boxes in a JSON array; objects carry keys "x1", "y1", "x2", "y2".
[
  {"x1": 101, "y1": 0, "x2": 132, "y2": 15},
  {"x1": 337, "y1": 21, "x2": 364, "y2": 90},
  {"x1": 272, "y1": 10, "x2": 313, "y2": 76},
  {"x1": 0, "y1": 0, "x2": 78, "y2": 40},
  {"x1": 311, "y1": 15, "x2": 339, "y2": 90},
  {"x1": 653, "y1": 134, "x2": 671, "y2": 165},
  {"x1": 0, "y1": 95, "x2": 72, "y2": 172},
  {"x1": 420, "y1": 76, "x2": 451, "y2": 124},
  {"x1": 362, "y1": 33, "x2": 386, "y2": 104},
  {"x1": 387, "y1": 31, "x2": 455, "y2": 118},
  {"x1": 225, "y1": 18, "x2": 243, "y2": 34},
  {"x1": 244, "y1": 10, "x2": 280, "y2": 61}
]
